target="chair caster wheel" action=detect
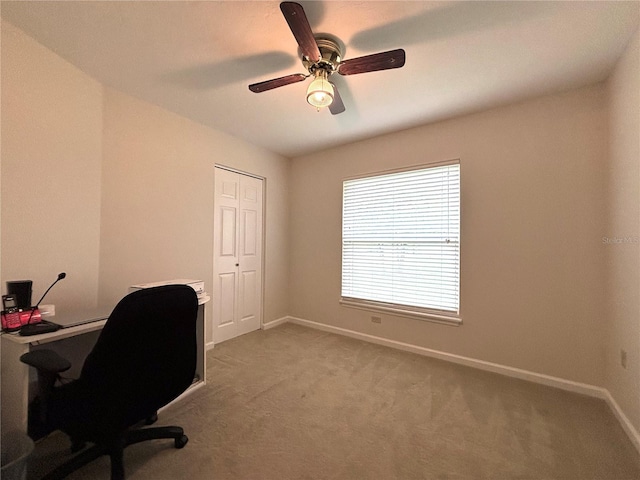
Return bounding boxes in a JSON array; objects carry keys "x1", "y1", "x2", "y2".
[{"x1": 175, "y1": 435, "x2": 188, "y2": 449}]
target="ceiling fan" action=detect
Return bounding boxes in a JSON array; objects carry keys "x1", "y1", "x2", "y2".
[{"x1": 248, "y1": 2, "x2": 406, "y2": 114}]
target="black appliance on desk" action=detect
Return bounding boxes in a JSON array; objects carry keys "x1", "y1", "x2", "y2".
[
  {"x1": 2, "y1": 274, "x2": 65, "y2": 335},
  {"x1": 2, "y1": 280, "x2": 36, "y2": 331}
]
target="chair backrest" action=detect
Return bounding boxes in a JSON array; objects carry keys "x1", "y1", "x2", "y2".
[{"x1": 79, "y1": 284, "x2": 198, "y2": 433}]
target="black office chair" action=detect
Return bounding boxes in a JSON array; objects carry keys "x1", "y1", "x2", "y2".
[{"x1": 20, "y1": 284, "x2": 199, "y2": 480}]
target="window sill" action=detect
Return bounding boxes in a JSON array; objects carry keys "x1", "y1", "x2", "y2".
[{"x1": 339, "y1": 298, "x2": 462, "y2": 326}]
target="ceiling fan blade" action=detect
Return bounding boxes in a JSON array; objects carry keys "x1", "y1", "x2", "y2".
[
  {"x1": 338, "y1": 49, "x2": 406, "y2": 76},
  {"x1": 248, "y1": 73, "x2": 307, "y2": 93},
  {"x1": 280, "y1": 2, "x2": 321, "y2": 63},
  {"x1": 329, "y1": 82, "x2": 345, "y2": 115}
]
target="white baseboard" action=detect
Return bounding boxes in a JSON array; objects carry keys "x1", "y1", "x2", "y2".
[
  {"x1": 208, "y1": 317, "x2": 289, "y2": 349},
  {"x1": 602, "y1": 389, "x2": 640, "y2": 454},
  {"x1": 281, "y1": 315, "x2": 640, "y2": 455},
  {"x1": 262, "y1": 316, "x2": 290, "y2": 330}
]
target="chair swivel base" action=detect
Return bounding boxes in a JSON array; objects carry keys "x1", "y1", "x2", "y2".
[{"x1": 41, "y1": 425, "x2": 188, "y2": 480}]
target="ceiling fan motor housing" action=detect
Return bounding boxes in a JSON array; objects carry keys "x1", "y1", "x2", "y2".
[{"x1": 301, "y1": 36, "x2": 343, "y2": 75}]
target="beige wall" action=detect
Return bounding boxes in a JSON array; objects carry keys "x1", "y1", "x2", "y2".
[
  {"x1": 1, "y1": 21, "x2": 291, "y2": 339},
  {"x1": 99, "y1": 88, "x2": 291, "y2": 342},
  {"x1": 1, "y1": 21, "x2": 103, "y2": 311},
  {"x1": 290, "y1": 85, "x2": 608, "y2": 386},
  {"x1": 605, "y1": 27, "x2": 640, "y2": 433}
]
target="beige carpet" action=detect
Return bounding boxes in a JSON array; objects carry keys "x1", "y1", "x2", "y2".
[{"x1": 29, "y1": 323, "x2": 640, "y2": 479}]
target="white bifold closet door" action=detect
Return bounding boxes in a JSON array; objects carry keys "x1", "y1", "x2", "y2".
[{"x1": 212, "y1": 167, "x2": 263, "y2": 345}]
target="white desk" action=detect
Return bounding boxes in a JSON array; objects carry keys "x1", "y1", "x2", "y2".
[{"x1": 1, "y1": 297, "x2": 209, "y2": 436}]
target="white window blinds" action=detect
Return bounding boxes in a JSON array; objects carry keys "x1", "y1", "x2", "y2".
[{"x1": 341, "y1": 162, "x2": 460, "y2": 316}]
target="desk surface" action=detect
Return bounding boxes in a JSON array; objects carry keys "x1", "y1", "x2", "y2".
[
  {"x1": 2, "y1": 318, "x2": 108, "y2": 345},
  {"x1": 1, "y1": 295, "x2": 210, "y2": 346}
]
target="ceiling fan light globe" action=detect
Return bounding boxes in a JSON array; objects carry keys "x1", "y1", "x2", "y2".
[
  {"x1": 308, "y1": 91, "x2": 334, "y2": 108},
  {"x1": 306, "y1": 76, "x2": 334, "y2": 108}
]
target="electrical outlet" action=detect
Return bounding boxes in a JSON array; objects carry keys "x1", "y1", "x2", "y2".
[
  {"x1": 371, "y1": 316, "x2": 382, "y2": 324},
  {"x1": 620, "y1": 349, "x2": 628, "y2": 369}
]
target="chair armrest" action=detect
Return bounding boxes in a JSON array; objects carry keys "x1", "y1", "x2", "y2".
[
  {"x1": 20, "y1": 349, "x2": 71, "y2": 374},
  {"x1": 20, "y1": 350, "x2": 72, "y2": 440}
]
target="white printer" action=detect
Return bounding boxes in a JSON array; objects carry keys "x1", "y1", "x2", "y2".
[{"x1": 129, "y1": 279, "x2": 206, "y2": 302}]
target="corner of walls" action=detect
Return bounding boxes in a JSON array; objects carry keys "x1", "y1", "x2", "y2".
[{"x1": 98, "y1": 87, "x2": 291, "y2": 327}]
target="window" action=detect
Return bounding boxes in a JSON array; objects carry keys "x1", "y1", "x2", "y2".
[{"x1": 341, "y1": 161, "x2": 460, "y2": 324}]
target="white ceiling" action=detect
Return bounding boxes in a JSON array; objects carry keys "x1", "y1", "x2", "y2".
[{"x1": 2, "y1": 1, "x2": 638, "y2": 158}]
